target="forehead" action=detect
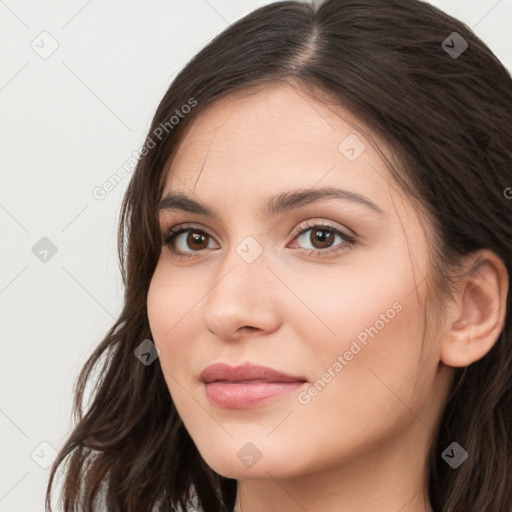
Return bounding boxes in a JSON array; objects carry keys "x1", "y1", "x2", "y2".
[
  {"x1": 161, "y1": 82, "x2": 410, "y2": 225},
  {"x1": 168, "y1": 85, "x2": 371, "y2": 181}
]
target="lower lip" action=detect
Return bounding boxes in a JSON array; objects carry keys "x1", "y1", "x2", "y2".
[{"x1": 204, "y1": 381, "x2": 307, "y2": 408}]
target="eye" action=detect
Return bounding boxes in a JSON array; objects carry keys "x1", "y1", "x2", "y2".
[
  {"x1": 288, "y1": 221, "x2": 355, "y2": 257},
  {"x1": 161, "y1": 221, "x2": 356, "y2": 259},
  {"x1": 161, "y1": 224, "x2": 219, "y2": 257}
]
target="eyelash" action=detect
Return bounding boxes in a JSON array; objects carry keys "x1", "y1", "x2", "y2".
[{"x1": 160, "y1": 221, "x2": 356, "y2": 259}]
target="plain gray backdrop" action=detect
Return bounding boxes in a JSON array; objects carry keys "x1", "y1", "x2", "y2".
[{"x1": 1, "y1": 0, "x2": 511, "y2": 510}]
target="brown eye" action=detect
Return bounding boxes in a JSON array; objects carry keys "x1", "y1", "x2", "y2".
[
  {"x1": 161, "y1": 221, "x2": 356, "y2": 260},
  {"x1": 162, "y1": 225, "x2": 219, "y2": 255},
  {"x1": 308, "y1": 228, "x2": 335, "y2": 249},
  {"x1": 290, "y1": 222, "x2": 356, "y2": 256},
  {"x1": 185, "y1": 231, "x2": 209, "y2": 250}
]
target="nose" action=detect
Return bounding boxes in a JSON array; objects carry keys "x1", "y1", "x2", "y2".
[{"x1": 201, "y1": 247, "x2": 281, "y2": 341}]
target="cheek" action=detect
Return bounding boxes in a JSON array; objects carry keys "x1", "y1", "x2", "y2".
[
  {"x1": 146, "y1": 263, "x2": 198, "y2": 385},
  {"x1": 284, "y1": 255, "x2": 425, "y2": 418},
  {"x1": 282, "y1": 250, "x2": 417, "y2": 358},
  {"x1": 147, "y1": 257, "x2": 201, "y2": 341},
  {"x1": 294, "y1": 284, "x2": 424, "y2": 438}
]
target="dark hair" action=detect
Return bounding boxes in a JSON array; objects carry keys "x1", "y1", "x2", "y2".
[{"x1": 46, "y1": 0, "x2": 512, "y2": 511}]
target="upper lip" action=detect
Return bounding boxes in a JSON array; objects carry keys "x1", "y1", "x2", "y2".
[{"x1": 199, "y1": 362, "x2": 307, "y2": 383}]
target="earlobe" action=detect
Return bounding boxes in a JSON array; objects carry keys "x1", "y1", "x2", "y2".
[{"x1": 440, "y1": 250, "x2": 509, "y2": 368}]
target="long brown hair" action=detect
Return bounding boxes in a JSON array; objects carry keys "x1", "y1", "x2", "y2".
[{"x1": 46, "y1": 1, "x2": 512, "y2": 511}]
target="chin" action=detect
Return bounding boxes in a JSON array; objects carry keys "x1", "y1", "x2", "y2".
[{"x1": 196, "y1": 440, "x2": 305, "y2": 480}]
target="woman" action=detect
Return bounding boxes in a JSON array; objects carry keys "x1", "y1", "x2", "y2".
[{"x1": 45, "y1": 0, "x2": 512, "y2": 511}]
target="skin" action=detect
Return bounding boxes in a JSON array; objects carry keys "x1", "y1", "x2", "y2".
[{"x1": 146, "y1": 82, "x2": 508, "y2": 512}]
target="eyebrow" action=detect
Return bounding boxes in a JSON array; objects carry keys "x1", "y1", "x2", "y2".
[{"x1": 157, "y1": 187, "x2": 385, "y2": 218}]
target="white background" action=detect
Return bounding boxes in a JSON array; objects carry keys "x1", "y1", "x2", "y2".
[{"x1": 1, "y1": 1, "x2": 511, "y2": 510}]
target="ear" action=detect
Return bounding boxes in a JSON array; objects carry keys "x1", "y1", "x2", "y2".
[{"x1": 440, "y1": 249, "x2": 509, "y2": 368}]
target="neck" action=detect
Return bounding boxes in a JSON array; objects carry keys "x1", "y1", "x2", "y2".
[
  {"x1": 233, "y1": 478, "x2": 433, "y2": 512},
  {"x1": 231, "y1": 428, "x2": 434, "y2": 512}
]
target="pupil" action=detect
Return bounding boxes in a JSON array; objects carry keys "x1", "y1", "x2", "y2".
[
  {"x1": 189, "y1": 232, "x2": 207, "y2": 249},
  {"x1": 313, "y1": 229, "x2": 332, "y2": 248}
]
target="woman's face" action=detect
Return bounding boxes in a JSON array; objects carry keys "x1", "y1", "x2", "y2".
[{"x1": 147, "y1": 83, "x2": 453, "y2": 481}]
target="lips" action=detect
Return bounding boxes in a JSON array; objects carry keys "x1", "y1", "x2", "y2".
[
  {"x1": 200, "y1": 362, "x2": 308, "y2": 408},
  {"x1": 199, "y1": 362, "x2": 307, "y2": 384}
]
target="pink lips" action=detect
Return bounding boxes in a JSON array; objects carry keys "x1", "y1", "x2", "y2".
[{"x1": 200, "y1": 362, "x2": 308, "y2": 408}]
